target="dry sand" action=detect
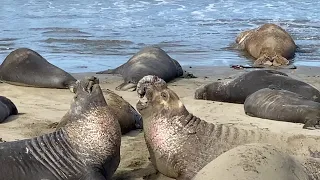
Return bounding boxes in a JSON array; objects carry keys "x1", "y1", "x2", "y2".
[{"x1": 0, "y1": 66, "x2": 320, "y2": 180}]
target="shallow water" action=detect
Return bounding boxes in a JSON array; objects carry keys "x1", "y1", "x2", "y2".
[{"x1": 0, "y1": 0, "x2": 319, "y2": 73}]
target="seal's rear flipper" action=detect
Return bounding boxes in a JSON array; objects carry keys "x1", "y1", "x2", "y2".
[
  {"x1": 96, "y1": 69, "x2": 116, "y2": 74},
  {"x1": 115, "y1": 82, "x2": 137, "y2": 91},
  {"x1": 303, "y1": 119, "x2": 320, "y2": 130},
  {"x1": 182, "y1": 71, "x2": 197, "y2": 78}
]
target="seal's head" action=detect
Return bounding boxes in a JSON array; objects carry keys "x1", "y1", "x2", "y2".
[
  {"x1": 69, "y1": 76, "x2": 106, "y2": 116},
  {"x1": 136, "y1": 75, "x2": 187, "y2": 119},
  {"x1": 194, "y1": 82, "x2": 228, "y2": 101}
]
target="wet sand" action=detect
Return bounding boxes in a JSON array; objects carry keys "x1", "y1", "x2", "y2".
[{"x1": 0, "y1": 65, "x2": 320, "y2": 180}]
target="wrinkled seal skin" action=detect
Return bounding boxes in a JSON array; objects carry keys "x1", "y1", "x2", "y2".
[
  {"x1": 0, "y1": 77, "x2": 121, "y2": 180},
  {"x1": 193, "y1": 143, "x2": 320, "y2": 180},
  {"x1": 236, "y1": 23, "x2": 296, "y2": 67},
  {"x1": 136, "y1": 75, "x2": 320, "y2": 180},
  {"x1": 244, "y1": 88, "x2": 320, "y2": 130},
  {"x1": 57, "y1": 87, "x2": 143, "y2": 134},
  {"x1": 96, "y1": 46, "x2": 195, "y2": 91},
  {"x1": 194, "y1": 70, "x2": 320, "y2": 104},
  {"x1": 0, "y1": 96, "x2": 18, "y2": 123},
  {"x1": 0, "y1": 48, "x2": 77, "y2": 89}
]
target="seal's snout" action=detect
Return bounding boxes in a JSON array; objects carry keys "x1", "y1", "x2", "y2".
[
  {"x1": 194, "y1": 86, "x2": 206, "y2": 99},
  {"x1": 137, "y1": 75, "x2": 167, "y2": 98}
]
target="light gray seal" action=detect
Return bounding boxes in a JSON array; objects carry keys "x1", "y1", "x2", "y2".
[
  {"x1": 96, "y1": 46, "x2": 195, "y2": 91},
  {"x1": 135, "y1": 75, "x2": 320, "y2": 179},
  {"x1": 236, "y1": 23, "x2": 296, "y2": 67},
  {"x1": 0, "y1": 76, "x2": 121, "y2": 179},
  {"x1": 244, "y1": 87, "x2": 320, "y2": 130},
  {"x1": 0, "y1": 48, "x2": 77, "y2": 89},
  {"x1": 194, "y1": 70, "x2": 320, "y2": 104}
]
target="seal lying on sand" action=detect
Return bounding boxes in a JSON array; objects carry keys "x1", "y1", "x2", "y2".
[
  {"x1": 244, "y1": 87, "x2": 320, "y2": 130},
  {"x1": 97, "y1": 46, "x2": 195, "y2": 91},
  {"x1": 0, "y1": 48, "x2": 77, "y2": 89},
  {"x1": 57, "y1": 86, "x2": 143, "y2": 134},
  {"x1": 193, "y1": 143, "x2": 320, "y2": 180},
  {"x1": 0, "y1": 77, "x2": 121, "y2": 179},
  {"x1": 136, "y1": 75, "x2": 320, "y2": 179},
  {"x1": 0, "y1": 96, "x2": 18, "y2": 123},
  {"x1": 194, "y1": 70, "x2": 320, "y2": 104},
  {"x1": 236, "y1": 23, "x2": 296, "y2": 67}
]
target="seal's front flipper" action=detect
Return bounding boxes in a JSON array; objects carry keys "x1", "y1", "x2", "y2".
[
  {"x1": 268, "y1": 85, "x2": 282, "y2": 90},
  {"x1": 115, "y1": 82, "x2": 137, "y2": 91},
  {"x1": 303, "y1": 119, "x2": 320, "y2": 130}
]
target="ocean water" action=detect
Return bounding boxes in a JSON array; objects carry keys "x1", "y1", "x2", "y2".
[{"x1": 0, "y1": 0, "x2": 319, "y2": 73}]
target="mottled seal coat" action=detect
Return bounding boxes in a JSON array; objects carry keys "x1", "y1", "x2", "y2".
[
  {"x1": 57, "y1": 87, "x2": 142, "y2": 134},
  {"x1": 0, "y1": 48, "x2": 77, "y2": 89},
  {"x1": 136, "y1": 75, "x2": 320, "y2": 180},
  {"x1": 236, "y1": 23, "x2": 296, "y2": 67},
  {"x1": 244, "y1": 87, "x2": 320, "y2": 130},
  {"x1": 0, "y1": 96, "x2": 18, "y2": 123},
  {"x1": 97, "y1": 46, "x2": 194, "y2": 91},
  {"x1": 194, "y1": 70, "x2": 320, "y2": 104},
  {"x1": 0, "y1": 77, "x2": 121, "y2": 179},
  {"x1": 193, "y1": 143, "x2": 320, "y2": 180}
]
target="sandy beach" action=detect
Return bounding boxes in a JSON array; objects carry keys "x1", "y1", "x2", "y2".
[{"x1": 1, "y1": 66, "x2": 320, "y2": 180}]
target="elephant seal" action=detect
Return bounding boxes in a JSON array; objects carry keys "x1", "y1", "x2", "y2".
[
  {"x1": 0, "y1": 96, "x2": 18, "y2": 123},
  {"x1": 97, "y1": 46, "x2": 195, "y2": 91},
  {"x1": 0, "y1": 77, "x2": 121, "y2": 179},
  {"x1": 244, "y1": 87, "x2": 320, "y2": 130},
  {"x1": 193, "y1": 143, "x2": 320, "y2": 180},
  {"x1": 136, "y1": 75, "x2": 320, "y2": 179},
  {"x1": 57, "y1": 87, "x2": 143, "y2": 134},
  {"x1": 194, "y1": 70, "x2": 320, "y2": 104},
  {"x1": 0, "y1": 48, "x2": 77, "y2": 89},
  {"x1": 236, "y1": 23, "x2": 296, "y2": 67}
]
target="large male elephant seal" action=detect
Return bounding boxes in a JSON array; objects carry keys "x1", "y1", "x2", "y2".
[
  {"x1": 195, "y1": 70, "x2": 320, "y2": 104},
  {"x1": 236, "y1": 23, "x2": 296, "y2": 67},
  {"x1": 0, "y1": 96, "x2": 18, "y2": 123},
  {"x1": 0, "y1": 48, "x2": 77, "y2": 89},
  {"x1": 97, "y1": 46, "x2": 194, "y2": 91},
  {"x1": 136, "y1": 75, "x2": 320, "y2": 179},
  {"x1": 0, "y1": 77, "x2": 121, "y2": 179},
  {"x1": 57, "y1": 87, "x2": 143, "y2": 134},
  {"x1": 193, "y1": 143, "x2": 320, "y2": 180},
  {"x1": 244, "y1": 87, "x2": 320, "y2": 130}
]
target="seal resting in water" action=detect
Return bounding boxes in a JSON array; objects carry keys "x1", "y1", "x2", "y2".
[
  {"x1": 0, "y1": 96, "x2": 18, "y2": 123},
  {"x1": 0, "y1": 77, "x2": 121, "y2": 179},
  {"x1": 244, "y1": 87, "x2": 320, "y2": 130},
  {"x1": 136, "y1": 75, "x2": 320, "y2": 179},
  {"x1": 57, "y1": 87, "x2": 143, "y2": 134},
  {"x1": 96, "y1": 46, "x2": 195, "y2": 91},
  {"x1": 194, "y1": 70, "x2": 320, "y2": 104},
  {"x1": 0, "y1": 48, "x2": 77, "y2": 89},
  {"x1": 193, "y1": 143, "x2": 320, "y2": 180},
  {"x1": 236, "y1": 23, "x2": 296, "y2": 67}
]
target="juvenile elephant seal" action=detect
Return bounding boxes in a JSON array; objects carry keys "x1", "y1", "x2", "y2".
[
  {"x1": 0, "y1": 77, "x2": 121, "y2": 179},
  {"x1": 0, "y1": 96, "x2": 18, "y2": 123},
  {"x1": 57, "y1": 87, "x2": 143, "y2": 134},
  {"x1": 193, "y1": 143, "x2": 320, "y2": 180},
  {"x1": 0, "y1": 48, "x2": 77, "y2": 89},
  {"x1": 244, "y1": 87, "x2": 320, "y2": 130},
  {"x1": 236, "y1": 23, "x2": 296, "y2": 67},
  {"x1": 195, "y1": 70, "x2": 320, "y2": 104},
  {"x1": 136, "y1": 75, "x2": 320, "y2": 179},
  {"x1": 97, "y1": 46, "x2": 194, "y2": 91}
]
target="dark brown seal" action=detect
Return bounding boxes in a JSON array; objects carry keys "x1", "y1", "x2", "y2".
[
  {"x1": 96, "y1": 46, "x2": 195, "y2": 91},
  {"x1": 0, "y1": 48, "x2": 77, "y2": 89},
  {"x1": 194, "y1": 70, "x2": 320, "y2": 104},
  {"x1": 136, "y1": 75, "x2": 320, "y2": 179},
  {"x1": 57, "y1": 86, "x2": 143, "y2": 134},
  {"x1": 244, "y1": 87, "x2": 320, "y2": 130},
  {"x1": 236, "y1": 23, "x2": 296, "y2": 67},
  {"x1": 0, "y1": 77, "x2": 121, "y2": 179}
]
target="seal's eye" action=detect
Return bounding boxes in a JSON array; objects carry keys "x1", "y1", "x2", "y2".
[{"x1": 161, "y1": 91, "x2": 169, "y2": 101}]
